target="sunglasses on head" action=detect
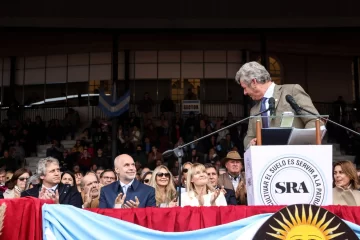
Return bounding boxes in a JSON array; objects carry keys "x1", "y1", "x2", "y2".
[
  {"x1": 156, "y1": 173, "x2": 170, "y2": 178},
  {"x1": 18, "y1": 177, "x2": 29, "y2": 181},
  {"x1": 182, "y1": 169, "x2": 188, "y2": 173},
  {"x1": 144, "y1": 179, "x2": 150, "y2": 183}
]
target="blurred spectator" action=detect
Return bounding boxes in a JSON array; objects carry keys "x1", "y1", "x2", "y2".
[
  {"x1": 4, "y1": 168, "x2": 31, "y2": 199},
  {"x1": 138, "y1": 92, "x2": 154, "y2": 122},
  {"x1": 46, "y1": 139, "x2": 65, "y2": 162},
  {"x1": 61, "y1": 171, "x2": 76, "y2": 186},
  {"x1": 81, "y1": 174, "x2": 100, "y2": 208},
  {"x1": 133, "y1": 145, "x2": 147, "y2": 169},
  {"x1": 141, "y1": 171, "x2": 152, "y2": 186},
  {"x1": 72, "y1": 140, "x2": 84, "y2": 153},
  {"x1": 25, "y1": 174, "x2": 40, "y2": 190},
  {"x1": 148, "y1": 146, "x2": 163, "y2": 169},
  {"x1": 99, "y1": 169, "x2": 116, "y2": 187}
]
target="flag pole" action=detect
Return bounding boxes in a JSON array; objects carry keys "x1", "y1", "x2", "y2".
[{"x1": 111, "y1": 33, "x2": 119, "y2": 166}]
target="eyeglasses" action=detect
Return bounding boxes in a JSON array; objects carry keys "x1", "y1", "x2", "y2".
[
  {"x1": 156, "y1": 173, "x2": 170, "y2": 178},
  {"x1": 18, "y1": 177, "x2": 29, "y2": 181},
  {"x1": 144, "y1": 179, "x2": 150, "y2": 183},
  {"x1": 182, "y1": 169, "x2": 189, "y2": 173}
]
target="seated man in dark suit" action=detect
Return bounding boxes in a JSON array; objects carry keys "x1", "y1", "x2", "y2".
[
  {"x1": 205, "y1": 164, "x2": 237, "y2": 205},
  {"x1": 99, "y1": 154, "x2": 156, "y2": 208},
  {"x1": 21, "y1": 157, "x2": 82, "y2": 208}
]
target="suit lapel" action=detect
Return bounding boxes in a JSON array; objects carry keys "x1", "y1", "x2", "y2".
[
  {"x1": 273, "y1": 84, "x2": 282, "y2": 109},
  {"x1": 270, "y1": 84, "x2": 283, "y2": 126}
]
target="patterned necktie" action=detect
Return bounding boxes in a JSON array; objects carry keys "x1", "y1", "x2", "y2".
[{"x1": 260, "y1": 97, "x2": 269, "y2": 128}]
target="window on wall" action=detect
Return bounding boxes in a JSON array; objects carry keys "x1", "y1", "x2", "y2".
[
  {"x1": 257, "y1": 56, "x2": 282, "y2": 84},
  {"x1": 171, "y1": 78, "x2": 201, "y2": 101}
]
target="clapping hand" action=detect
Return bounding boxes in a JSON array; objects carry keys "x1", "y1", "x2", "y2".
[
  {"x1": 39, "y1": 188, "x2": 59, "y2": 204},
  {"x1": 168, "y1": 197, "x2": 178, "y2": 207},
  {"x1": 210, "y1": 188, "x2": 221, "y2": 206},
  {"x1": 123, "y1": 196, "x2": 140, "y2": 208},
  {"x1": 114, "y1": 193, "x2": 126, "y2": 208}
]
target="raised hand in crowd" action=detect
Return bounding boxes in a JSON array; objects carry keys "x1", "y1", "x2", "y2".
[
  {"x1": 83, "y1": 187, "x2": 97, "y2": 208},
  {"x1": 210, "y1": 188, "x2": 221, "y2": 206}
]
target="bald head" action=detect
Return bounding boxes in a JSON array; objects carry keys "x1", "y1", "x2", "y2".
[{"x1": 114, "y1": 154, "x2": 136, "y2": 184}]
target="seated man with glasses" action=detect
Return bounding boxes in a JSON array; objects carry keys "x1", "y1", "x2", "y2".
[
  {"x1": 100, "y1": 169, "x2": 117, "y2": 187},
  {"x1": 21, "y1": 157, "x2": 82, "y2": 207}
]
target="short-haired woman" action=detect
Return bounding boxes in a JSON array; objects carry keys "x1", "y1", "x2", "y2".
[{"x1": 333, "y1": 160, "x2": 360, "y2": 206}]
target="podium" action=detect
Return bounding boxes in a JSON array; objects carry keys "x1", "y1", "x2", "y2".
[{"x1": 245, "y1": 116, "x2": 333, "y2": 206}]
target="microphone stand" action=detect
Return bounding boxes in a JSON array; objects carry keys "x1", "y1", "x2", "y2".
[
  {"x1": 163, "y1": 107, "x2": 271, "y2": 206},
  {"x1": 299, "y1": 107, "x2": 360, "y2": 137}
]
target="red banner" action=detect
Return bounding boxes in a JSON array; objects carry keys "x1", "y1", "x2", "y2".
[{"x1": 1, "y1": 197, "x2": 360, "y2": 240}]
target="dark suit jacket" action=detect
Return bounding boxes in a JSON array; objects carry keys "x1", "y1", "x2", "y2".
[
  {"x1": 244, "y1": 84, "x2": 322, "y2": 148},
  {"x1": 21, "y1": 183, "x2": 82, "y2": 208},
  {"x1": 217, "y1": 186, "x2": 237, "y2": 205},
  {"x1": 99, "y1": 179, "x2": 156, "y2": 208}
]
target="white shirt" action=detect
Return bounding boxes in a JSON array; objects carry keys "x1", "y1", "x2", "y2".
[
  {"x1": 120, "y1": 180, "x2": 134, "y2": 195},
  {"x1": 180, "y1": 190, "x2": 227, "y2": 207},
  {"x1": 263, "y1": 82, "x2": 276, "y2": 116},
  {"x1": 229, "y1": 174, "x2": 240, "y2": 190},
  {"x1": 42, "y1": 184, "x2": 58, "y2": 192}
]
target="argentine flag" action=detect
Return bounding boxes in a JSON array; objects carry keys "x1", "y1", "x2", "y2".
[{"x1": 43, "y1": 205, "x2": 360, "y2": 240}]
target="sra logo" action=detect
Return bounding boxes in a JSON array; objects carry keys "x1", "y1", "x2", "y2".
[
  {"x1": 259, "y1": 156, "x2": 325, "y2": 205},
  {"x1": 275, "y1": 181, "x2": 309, "y2": 194}
]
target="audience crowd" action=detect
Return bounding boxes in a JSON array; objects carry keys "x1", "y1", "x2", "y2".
[{"x1": 0, "y1": 97, "x2": 359, "y2": 209}]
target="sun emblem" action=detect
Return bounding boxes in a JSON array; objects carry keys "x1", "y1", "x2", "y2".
[{"x1": 267, "y1": 205, "x2": 345, "y2": 240}]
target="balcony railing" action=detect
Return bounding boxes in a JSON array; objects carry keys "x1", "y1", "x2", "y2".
[{"x1": 0, "y1": 101, "x2": 337, "y2": 123}]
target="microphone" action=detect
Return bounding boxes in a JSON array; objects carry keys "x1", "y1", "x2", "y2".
[
  {"x1": 268, "y1": 97, "x2": 275, "y2": 117},
  {"x1": 285, "y1": 95, "x2": 302, "y2": 115}
]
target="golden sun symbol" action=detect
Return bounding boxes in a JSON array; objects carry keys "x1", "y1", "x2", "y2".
[{"x1": 267, "y1": 205, "x2": 345, "y2": 240}]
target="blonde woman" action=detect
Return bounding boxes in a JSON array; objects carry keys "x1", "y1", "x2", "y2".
[
  {"x1": 181, "y1": 163, "x2": 227, "y2": 207},
  {"x1": 149, "y1": 165, "x2": 177, "y2": 207}
]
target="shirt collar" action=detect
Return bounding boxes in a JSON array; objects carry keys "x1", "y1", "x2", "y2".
[
  {"x1": 42, "y1": 184, "x2": 58, "y2": 191},
  {"x1": 120, "y1": 179, "x2": 134, "y2": 188},
  {"x1": 264, "y1": 82, "x2": 276, "y2": 99}
]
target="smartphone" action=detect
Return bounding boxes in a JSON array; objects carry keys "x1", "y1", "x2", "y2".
[{"x1": 280, "y1": 112, "x2": 294, "y2": 128}]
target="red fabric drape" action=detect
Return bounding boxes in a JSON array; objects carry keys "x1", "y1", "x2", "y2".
[
  {"x1": 1, "y1": 197, "x2": 360, "y2": 240},
  {"x1": 89, "y1": 205, "x2": 360, "y2": 232},
  {"x1": 0, "y1": 197, "x2": 52, "y2": 240}
]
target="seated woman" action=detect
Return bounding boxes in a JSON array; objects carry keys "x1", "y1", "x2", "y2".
[
  {"x1": 61, "y1": 171, "x2": 76, "y2": 187},
  {"x1": 333, "y1": 160, "x2": 360, "y2": 206},
  {"x1": 181, "y1": 163, "x2": 227, "y2": 207},
  {"x1": 149, "y1": 166, "x2": 177, "y2": 207},
  {"x1": 141, "y1": 171, "x2": 152, "y2": 186},
  {"x1": 4, "y1": 168, "x2": 31, "y2": 199}
]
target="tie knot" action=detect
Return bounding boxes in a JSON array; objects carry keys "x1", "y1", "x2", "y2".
[{"x1": 261, "y1": 97, "x2": 268, "y2": 103}]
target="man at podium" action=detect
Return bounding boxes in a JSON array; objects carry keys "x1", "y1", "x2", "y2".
[{"x1": 235, "y1": 61, "x2": 321, "y2": 149}]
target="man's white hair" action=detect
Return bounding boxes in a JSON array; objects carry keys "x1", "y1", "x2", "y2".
[
  {"x1": 37, "y1": 157, "x2": 59, "y2": 176},
  {"x1": 235, "y1": 61, "x2": 271, "y2": 85}
]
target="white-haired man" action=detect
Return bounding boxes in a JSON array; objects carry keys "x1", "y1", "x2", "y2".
[
  {"x1": 21, "y1": 157, "x2": 82, "y2": 208},
  {"x1": 235, "y1": 61, "x2": 321, "y2": 149}
]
